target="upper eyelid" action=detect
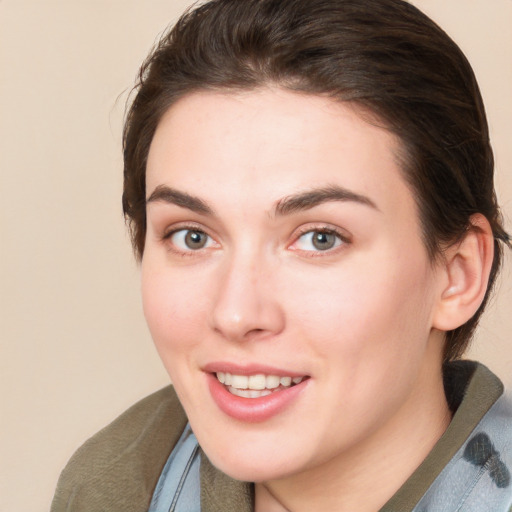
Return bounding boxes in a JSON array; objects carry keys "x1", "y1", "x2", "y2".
[
  {"x1": 158, "y1": 221, "x2": 351, "y2": 248},
  {"x1": 161, "y1": 226, "x2": 218, "y2": 256},
  {"x1": 286, "y1": 225, "x2": 352, "y2": 256},
  {"x1": 161, "y1": 222, "x2": 211, "y2": 239},
  {"x1": 293, "y1": 224, "x2": 352, "y2": 241}
]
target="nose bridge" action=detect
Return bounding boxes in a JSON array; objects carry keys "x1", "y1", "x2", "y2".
[{"x1": 210, "y1": 244, "x2": 284, "y2": 341}]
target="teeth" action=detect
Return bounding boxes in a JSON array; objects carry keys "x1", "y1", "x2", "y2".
[
  {"x1": 216, "y1": 372, "x2": 305, "y2": 391},
  {"x1": 228, "y1": 387, "x2": 273, "y2": 398},
  {"x1": 248, "y1": 374, "x2": 266, "y2": 390},
  {"x1": 280, "y1": 376, "x2": 292, "y2": 386},
  {"x1": 231, "y1": 375, "x2": 248, "y2": 388},
  {"x1": 266, "y1": 375, "x2": 280, "y2": 389}
]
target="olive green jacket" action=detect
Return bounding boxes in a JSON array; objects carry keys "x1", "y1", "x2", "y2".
[{"x1": 50, "y1": 362, "x2": 506, "y2": 512}]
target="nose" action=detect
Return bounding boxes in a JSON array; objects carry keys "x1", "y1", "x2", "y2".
[{"x1": 210, "y1": 254, "x2": 285, "y2": 343}]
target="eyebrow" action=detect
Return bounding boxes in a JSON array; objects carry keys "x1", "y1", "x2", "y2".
[
  {"x1": 146, "y1": 184, "x2": 378, "y2": 217},
  {"x1": 146, "y1": 185, "x2": 213, "y2": 215},
  {"x1": 274, "y1": 185, "x2": 379, "y2": 216}
]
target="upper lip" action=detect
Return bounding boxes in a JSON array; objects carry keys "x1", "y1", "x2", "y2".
[{"x1": 202, "y1": 361, "x2": 308, "y2": 378}]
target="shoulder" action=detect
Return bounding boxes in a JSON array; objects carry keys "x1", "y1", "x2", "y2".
[
  {"x1": 438, "y1": 390, "x2": 512, "y2": 510},
  {"x1": 416, "y1": 369, "x2": 512, "y2": 511},
  {"x1": 51, "y1": 385, "x2": 188, "y2": 512}
]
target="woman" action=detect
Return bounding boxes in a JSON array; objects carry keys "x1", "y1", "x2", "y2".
[{"x1": 51, "y1": 0, "x2": 511, "y2": 510}]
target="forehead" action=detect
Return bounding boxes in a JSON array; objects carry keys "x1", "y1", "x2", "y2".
[{"x1": 146, "y1": 88, "x2": 415, "y2": 220}]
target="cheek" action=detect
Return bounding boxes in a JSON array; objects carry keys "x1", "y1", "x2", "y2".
[
  {"x1": 141, "y1": 267, "x2": 206, "y2": 356},
  {"x1": 286, "y1": 251, "x2": 435, "y2": 362}
]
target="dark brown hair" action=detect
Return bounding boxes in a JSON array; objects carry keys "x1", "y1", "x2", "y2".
[{"x1": 122, "y1": 0, "x2": 510, "y2": 360}]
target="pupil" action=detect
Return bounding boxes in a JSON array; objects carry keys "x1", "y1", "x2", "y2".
[
  {"x1": 313, "y1": 232, "x2": 335, "y2": 250},
  {"x1": 185, "y1": 230, "x2": 206, "y2": 249}
]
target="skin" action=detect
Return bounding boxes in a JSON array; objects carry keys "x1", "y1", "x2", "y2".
[{"x1": 142, "y1": 89, "x2": 454, "y2": 511}]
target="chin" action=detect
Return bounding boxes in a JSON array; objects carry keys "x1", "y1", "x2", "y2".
[{"x1": 198, "y1": 434, "x2": 305, "y2": 483}]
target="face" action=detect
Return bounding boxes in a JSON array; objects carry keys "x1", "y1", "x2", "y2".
[{"x1": 142, "y1": 89, "x2": 446, "y2": 483}]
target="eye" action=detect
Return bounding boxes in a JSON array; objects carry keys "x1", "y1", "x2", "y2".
[
  {"x1": 168, "y1": 229, "x2": 214, "y2": 251},
  {"x1": 294, "y1": 229, "x2": 345, "y2": 252}
]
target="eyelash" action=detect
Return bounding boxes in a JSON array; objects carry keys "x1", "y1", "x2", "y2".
[
  {"x1": 161, "y1": 223, "x2": 217, "y2": 257},
  {"x1": 160, "y1": 223, "x2": 351, "y2": 257},
  {"x1": 290, "y1": 225, "x2": 351, "y2": 256}
]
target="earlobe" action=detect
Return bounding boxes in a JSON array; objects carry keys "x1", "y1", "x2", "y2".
[{"x1": 432, "y1": 214, "x2": 494, "y2": 331}]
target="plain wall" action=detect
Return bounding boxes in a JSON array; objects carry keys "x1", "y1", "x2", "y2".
[{"x1": 1, "y1": 1, "x2": 510, "y2": 511}]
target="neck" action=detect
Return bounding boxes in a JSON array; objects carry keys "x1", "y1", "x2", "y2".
[{"x1": 255, "y1": 353, "x2": 451, "y2": 512}]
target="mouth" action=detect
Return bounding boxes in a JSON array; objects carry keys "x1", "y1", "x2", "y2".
[
  {"x1": 204, "y1": 363, "x2": 310, "y2": 422},
  {"x1": 215, "y1": 372, "x2": 307, "y2": 399}
]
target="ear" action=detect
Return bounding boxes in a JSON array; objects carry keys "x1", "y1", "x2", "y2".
[{"x1": 432, "y1": 214, "x2": 494, "y2": 331}]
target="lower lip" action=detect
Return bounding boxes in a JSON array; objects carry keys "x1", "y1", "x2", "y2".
[{"x1": 207, "y1": 373, "x2": 308, "y2": 423}]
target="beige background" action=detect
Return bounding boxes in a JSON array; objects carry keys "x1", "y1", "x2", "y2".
[{"x1": 1, "y1": 1, "x2": 510, "y2": 511}]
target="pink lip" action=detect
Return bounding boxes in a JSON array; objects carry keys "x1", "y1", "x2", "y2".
[
  {"x1": 204, "y1": 364, "x2": 309, "y2": 423},
  {"x1": 203, "y1": 361, "x2": 306, "y2": 378}
]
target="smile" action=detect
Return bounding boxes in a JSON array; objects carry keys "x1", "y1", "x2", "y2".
[
  {"x1": 216, "y1": 372, "x2": 306, "y2": 399},
  {"x1": 207, "y1": 368, "x2": 310, "y2": 422}
]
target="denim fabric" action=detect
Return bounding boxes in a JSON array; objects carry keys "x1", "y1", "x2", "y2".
[
  {"x1": 412, "y1": 393, "x2": 512, "y2": 512},
  {"x1": 149, "y1": 424, "x2": 201, "y2": 512}
]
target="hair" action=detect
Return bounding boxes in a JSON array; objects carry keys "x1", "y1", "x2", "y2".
[{"x1": 122, "y1": 0, "x2": 510, "y2": 361}]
